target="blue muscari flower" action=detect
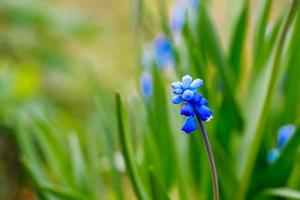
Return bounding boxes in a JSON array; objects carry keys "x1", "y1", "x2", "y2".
[
  {"x1": 266, "y1": 124, "x2": 296, "y2": 164},
  {"x1": 267, "y1": 148, "x2": 280, "y2": 164},
  {"x1": 154, "y1": 35, "x2": 175, "y2": 69},
  {"x1": 140, "y1": 71, "x2": 153, "y2": 100},
  {"x1": 171, "y1": 75, "x2": 213, "y2": 134},
  {"x1": 277, "y1": 124, "x2": 295, "y2": 148}
]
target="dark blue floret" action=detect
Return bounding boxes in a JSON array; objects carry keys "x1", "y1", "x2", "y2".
[
  {"x1": 195, "y1": 106, "x2": 213, "y2": 121},
  {"x1": 180, "y1": 103, "x2": 194, "y2": 116},
  {"x1": 181, "y1": 116, "x2": 197, "y2": 133}
]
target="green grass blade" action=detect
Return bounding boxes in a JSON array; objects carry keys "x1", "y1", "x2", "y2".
[
  {"x1": 263, "y1": 188, "x2": 300, "y2": 199},
  {"x1": 68, "y1": 133, "x2": 92, "y2": 195},
  {"x1": 229, "y1": 0, "x2": 249, "y2": 81},
  {"x1": 252, "y1": 0, "x2": 273, "y2": 72},
  {"x1": 115, "y1": 92, "x2": 149, "y2": 200},
  {"x1": 40, "y1": 183, "x2": 90, "y2": 200},
  {"x1": 148, "y1": 166, "x2": 170, "y2": 200}
]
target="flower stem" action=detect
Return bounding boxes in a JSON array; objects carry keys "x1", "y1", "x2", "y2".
[{"x1": 197, "y1": 116, "x2": 219, "y2": 200}]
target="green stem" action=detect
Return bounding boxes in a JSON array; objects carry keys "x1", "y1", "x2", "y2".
[
  {"x1": 197, "y1": 117, "x2": 219, "y2": 200},
  {"x1": 238, "y1": 0, "x2": 299, "y2": 199}
]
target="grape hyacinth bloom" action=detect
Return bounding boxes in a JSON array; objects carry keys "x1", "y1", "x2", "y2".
[
  {"x1": 171, "y1": 75, "x2": 219, "y2": 200},
  {"x1": 171, "y1": 75, "x2": 213, "y2": 133},
  {"x1": 140, "y1": 71, "x2": 153, "y2": 100},
  {"x1": 154, "y1": 35, "x2": 175, "y2": 69},
  {"x1": 267, "y1": 124, "x2": 296, "y2": 164}
]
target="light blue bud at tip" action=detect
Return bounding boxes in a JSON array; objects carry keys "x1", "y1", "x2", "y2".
[
  {"x1": 181, "y1": 116, "x2": 197, "y2": 134},
  {"x1": 173, "y1": 88, "x2": 183, "y2": 95},
  {"x1": 189, "y1": 78, "x2": 203, "y2": 90},
  {"x1": 172, "y1": 95, "x2": 183, "y2": 104},
  {"x1": 182, "y1": 89, "x2": 194, "y2": 101},
  {"x1": 182, "y1": 75, "x2": 193, "y2": 89},
  {"x1": 277, "y1": 124, "x2": 296, "y2": 149},
  {"x1": 171, "y1": 81, "x2": 183, "y2": 89},
  {"x1": 267, "y1": 148, "x2": 280, "y2": 164},
  {"x1": 140, "y1": 71, "x2": 153, "y2": 100},
  {"x1": 180, "y1": 103, "x2": 194, "y2": 116}
]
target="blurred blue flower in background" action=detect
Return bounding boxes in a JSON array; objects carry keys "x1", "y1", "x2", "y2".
[
  {"x1": 154, "y1": 35, "x2": 175, "y2": 69},
  {"x1": 267, "y1": 148, "x2": 280, "y2": 164},
  {"x1": 169, "y1": 1, "x2": 186, "y2": 35},
  {"x1": 277, "y1": 124, "x2": 295, "y2": 148},
  {"x1": 267, "y1": 124, "x2": 296, "y2": 164},
  {"x1": 140, "y1": 71, "x2": 153, "y2": 100},
  {"x1": 171, "y1": 75, "x2": 212, "y2": 134}
]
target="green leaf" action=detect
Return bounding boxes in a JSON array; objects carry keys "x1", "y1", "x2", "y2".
[
  {"x1": 68, "y1": 133, "x2": 92, "y2": 194},
  {"x1": 252, "y1": 0, "x2": 273, "y2": 72},
  {"x1": 229, "y1": 0, "x2": 249, "y2": 81},
  {"x1": 263, "y1": 188, "x2": 300, "y2": 199},
  {"x1": 115, "y1": 92, "x2": 150, "y2": 200},
  {"x1": 148, "y1": 166, "x2": 170, "y2": 200}
]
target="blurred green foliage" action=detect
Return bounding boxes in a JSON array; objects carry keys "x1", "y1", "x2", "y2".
[{"x1": 0, "y1": 0, "x2": 300, "y2": 200}]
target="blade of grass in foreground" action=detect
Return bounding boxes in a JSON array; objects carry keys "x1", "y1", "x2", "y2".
[
  {"x1": 39, "y1": 183, "x2": 90, "y2": 200},
  {"x1": 262, "y1": 188, "x2": 300, "y2": 199},
  {"x1": 237, "y1": 1, "x2": 299, "y2": 199},
  {"x1": 116, "y1": 92, "x2": 149, "y2": 200}
]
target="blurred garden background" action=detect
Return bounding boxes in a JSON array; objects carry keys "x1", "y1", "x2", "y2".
[{"x1": 1, "y1": 0, "x2": 300, "y2": 199}]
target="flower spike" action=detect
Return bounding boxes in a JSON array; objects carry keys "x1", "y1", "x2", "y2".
[{"x1": 171, "y1": 75, "x2": 212, "y2": 134}]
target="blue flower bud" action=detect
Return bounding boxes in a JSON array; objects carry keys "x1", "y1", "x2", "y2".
[
  {"x1": 171, "y1": 81, "x2": 183, "y2": 89},
  {"x1": 154, "y1": 35, "x2": 174, "y2": 69},
  {"x1": 180, "y1": 103, "x2": 194, "y2": 116},
  {"x1": 182, "y1": 75, "x2": 193, "y2": 89},
  {"x1": 172, "y1": 95, "x2": 183, "y2": 104},
  {"x1": 173, "y1": 88, "x2": 183, "y2": 95},
  {"x1": 189, "y1": 79, "x2": 203, "y2": 90},
  {"x1": 181, "y1": 116, "x2": 197, "y2": 134},
  {"x1": 195, "y1": 105, "x2": 213, "y2": 121},
  {"x1": 277, "y1": 124, "x2": 296, "y2": 149},
  {"x1": 182, "y1": 90, "x2": 194, "y2": 101},
  {"x1": 267, "y1": 148, "x2": 280, "y2": 164},
  {"x1": 140, "y1": 71, "x2": 153, "y2": 100}
]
